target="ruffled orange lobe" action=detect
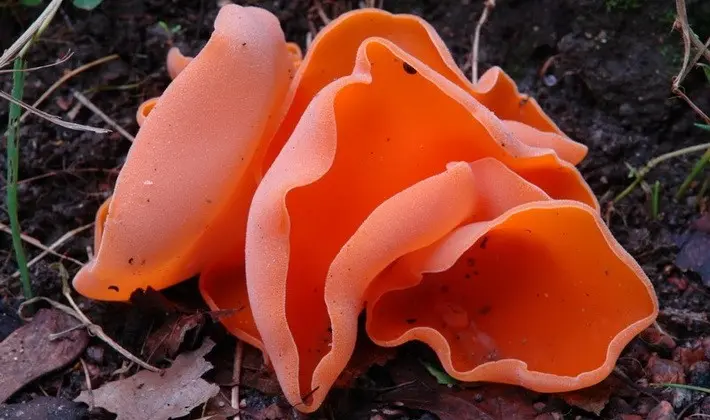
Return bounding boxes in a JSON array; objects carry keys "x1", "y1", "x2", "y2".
[{"x1": 72, "y1": 4, "x2": 294, "y2": 301}]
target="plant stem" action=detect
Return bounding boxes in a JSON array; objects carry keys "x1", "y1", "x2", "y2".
[
  {"x1": 614, "y1": 142, "x2": 710, "y2": 203},
  {"x1": 676, "y1": 147, "x2": 710, "y2": 200},
  {"x1": 6, "y1": 57, "x2": 32, "y2": 298},
  {"x1": 651, "y1": 181, "x2": 661, "y2": 220}
]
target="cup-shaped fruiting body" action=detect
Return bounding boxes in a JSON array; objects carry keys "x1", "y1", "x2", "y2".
[
  {"x1": 72, "y1": 4, "x2": 294, "y2": 301},
  {"x1": 366, "y1": 199, "x2": 657, "y2": 392},
  {"x1": 245, "y1": 37, "x2": 603, "y2": 411},
  {"x1": 166, "y1": 47, "x2": 193, "y2": 80},
  {"x1": 261, "y1": 8, "x2": 587, "y2": 171},
  {"x1": 73, "y1": 5, "x2": 658, "y2": 415}
]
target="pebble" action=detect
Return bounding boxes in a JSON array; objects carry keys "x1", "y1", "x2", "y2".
[
  {"x1": 647, "y1": 355, "x2": 685, "y2": 384},
  {"x1": 647, "y1": 401, "x2": 675, "y2": 420}
]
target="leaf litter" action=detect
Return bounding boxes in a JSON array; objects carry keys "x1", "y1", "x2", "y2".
[
  {"x1": 75, "y1": 339, "x2": 220, "y2": 420},
  {"x1": 0, "y1": 308, "x2": 89, "y2": 403}
]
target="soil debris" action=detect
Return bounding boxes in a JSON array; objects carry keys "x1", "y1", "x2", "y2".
[
  {"x1": 0, "y1": 308, "x2": 88, "y2": 403},
  {"x1": 0, "y1": 396, "x2": 88, "y2": 420},
  {"x1": 75, "y1": 339, "x2": 219, "y2": 420}
]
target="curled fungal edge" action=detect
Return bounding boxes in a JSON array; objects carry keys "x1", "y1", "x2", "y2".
[{"x1": 72, "y1": 4, "x2": 658, "y2": 414}]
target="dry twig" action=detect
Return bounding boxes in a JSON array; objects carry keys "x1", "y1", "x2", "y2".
[
  {"x1": 313, "y1": 0, "x2": 332, "y2": 25},
  {"x1": 672, "y1": 0, "x2": 710, "y2": 124},
  {"x1": 79, "y1": 358, "x2": 94, "y2": 411},
  {"x1": 0, "y1": 51, "x2": 73, "y2": 75},
  {"x1": 0, "y1": 222, "x2": 90, "y2": 279},
  {"x1": 231, "y1": 340, "x2": 244, "y2": 419},
  {"x1": 18, "y1": 265, "x2": 161, "y2": 373},
  {"x1": 72, "y1": 90, "x2": 135, "y2": 141},
  {"x1": 471, "y1": 0, "x2": 496, "y2": 83},
  {"x1": 0, "y1": 0, "x2": 64, "y2": 69},
  {"x1": 19, "y1": 54, "x2": 119, "y2": 125},
  {"x1": 0, "y1": 89, "x2": 109, "y2": 133}
]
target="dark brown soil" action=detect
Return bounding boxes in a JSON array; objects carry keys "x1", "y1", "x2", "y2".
[{"x1": 2, "y1": 0, "x2": 710, "y2": 419}]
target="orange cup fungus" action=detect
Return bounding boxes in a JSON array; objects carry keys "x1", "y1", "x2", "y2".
[{"x1": 72, "y1": 4, "x2": 658, "y2": 413}]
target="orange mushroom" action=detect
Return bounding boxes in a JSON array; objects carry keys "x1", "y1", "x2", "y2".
[
  {"x1": 261, "y1": 8, "x2": 587, "y2": 171},
  {"x1": 244, "y1": 38, "x2": 611, "y2": 411},
  {"x1": 365, "y1": 199, "x2": 657, "y2": 392},
  {"x1": 286, "y1": 42, "x2": 303, "y2": 69},
  {"x1": 135, "y1": 97, "x2": 158, "y2": 127},
  {"x1": 71, "y1": 4, "x2": 657, "y2": 415},
  {"x1": 72, "y1": 4, "x2": 294, "y2": 301},
  {"x1": 166, "y1": 46, "x2": 193, "y2": 80}
]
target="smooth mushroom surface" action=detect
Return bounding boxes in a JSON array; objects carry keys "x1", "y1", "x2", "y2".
[
  {"x1": 245, "y1": 38, "x2": 614, "y2": 411},
  {"x1": 72, "y1": 4, "x2": 294, "y2": 300},
  {"x1": 71, "y1": 5, "x2": 658, "y2": 415},
  {"x1": 366, "y1": 198, "x2": 657, "y2": 392}
]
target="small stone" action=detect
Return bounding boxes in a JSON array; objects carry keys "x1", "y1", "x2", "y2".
[
  {"x1": 671, "y1": 388, "x2": 692, "y2": 410},
  {"x1": 619, "y1": 103, "x2": 634, "y2": 117},
  {"x1": 641, "y1": 328, "x2": 676, "y2": 350},
  {"x1": 690, "y1": 361, "x2": 710, "y2": 388},
  {"x1": 667, "y1": 276, "x2": 688, "y2": 291},
  {"x1": 699, "y1": 396, "x2": 710, "y2": 413},
  {"x1": 647, "y1": 401, "x2": 675, "y2": 420},
  {"x1": 85, "y1": 345, "x2": 104, "y2": 364},
  {"x1": 647, "y1": 355, "x2": 685, "y2": 384},
  {"x1": 0, "y1": 397, "x2": 87, "y2": 420},
  {"x1": 673, "y1": 346, "x2": 704, "y2": 368}
]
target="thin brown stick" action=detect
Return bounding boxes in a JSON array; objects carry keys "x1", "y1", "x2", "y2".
[
  {"x1": 673, "y1": 88, "x2": 710, "y2": 125},
  {"x1": 16, "y1": 167, "x2": 119, "y2": 186},
  {"x1": 0, "y1": 51, "x2": 73, "y2": 75},
  {"x1": 0, "y1": 90, "x2": 109, "y2": 133},
  {"x1": 19, "y1": 54, "x2": 119, "y2": 124},
  {"x1": 314, "y1": 0, "x2": 332, "y2": 25},
  {"x1": 676, "y1": 0, "x2": 710, "y2": 64},
  {"x1": 79, "y1": 358, "x2": 94, "y2": 411},
  {"x1": 18, "y1": 265, "x2": 161, "y2": 373},
  {"x1": 231, "y1": 340, "x2": 244, "y2": 419},
  {"x1": 72, "y1": 90, "x2": 135, "y2": 141},
  {"x1": 0, "y1": 0, "x2": 64, "y2": 69},
  {"x1": 673, "y1": 0, "x2": 710, "y2": 88},
  {"x1": 0, "y1": 222, "x2": 89, "y2": 279},
  {"x1": 471, "y1": 0, "x2": 496, "y2": 83}
]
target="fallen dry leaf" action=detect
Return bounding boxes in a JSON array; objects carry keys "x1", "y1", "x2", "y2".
[
  {"x1": 382, "y1": 358, "x2": 537, "y2": 420},
  {"x1": 647, "y1": 354, "x2": 686, "y2": 384},
  {"x1": 0, "y1": 308, "x2": 88, "y2": 403},
  {"x1": 202, "y1": 394, "x2": 239, "y2": 418},
  {"x1": 240, "y1": 345, "x2": 281, "y2": 395},
  {"x1": 558, "y1": 380, "x2": 613, "y2": 415},
  {"x1": 143, "y1": 312, "x2": 206, "y2": 363},
  {"x1": 75, "y1": 339, "x2": 219, "y2": 420},
  {"x1": 646, "y1": 400, "x2": 674, "y2": 420},
  {"x1": 0, "y1": 396, "x2": 88, "y2": 420},
  {"x1": 334, "y1": 333, "x2": 396, "y2": 388},
  {"x1": 128, "y1": 287, "x2": 184, "y2": 313},
  {"x1": 382, "y1": 384, "x2": 537, "y2": 420},
  {"x1": 675, "y1": 216, "x2": 710, "y2": 286}
]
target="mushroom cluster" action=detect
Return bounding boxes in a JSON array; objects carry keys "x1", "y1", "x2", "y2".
[{"x1": 72, "y1": 5, "x2": 658, "y2": 413}]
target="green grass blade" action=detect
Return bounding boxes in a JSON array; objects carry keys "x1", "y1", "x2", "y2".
[
  {"x1": 651, "y1": 180, "x2": 661, "y2": 220},
  {"x1": 653, "y1": 383, "x2": 710, "y2": 393},
  {"x1": 676, "y1": 148, "x2": 710, "y2": 200},
  {"x1": 5, "y1": 57, "x2": 33, "y2": 298}
]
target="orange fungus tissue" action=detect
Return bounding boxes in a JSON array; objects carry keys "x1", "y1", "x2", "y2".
[{"x1": 72, "y1": 4, "x2": 658, "y2": 413}]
